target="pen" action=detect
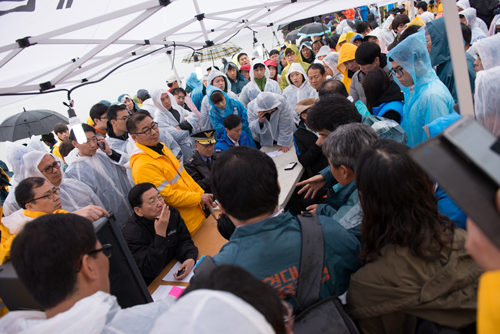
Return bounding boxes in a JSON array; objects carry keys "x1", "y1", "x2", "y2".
[{"x1": 194, "y1": 255, "x2": 205, "y2": 268}]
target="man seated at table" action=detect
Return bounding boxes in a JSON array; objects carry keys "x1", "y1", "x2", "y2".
[
  {"x1": 210, "y1": 146, "x2": 361, "y2": 300},
  {"x1": 2, "y1": 177, "x2": 107, "y2": 235},
  {"x1": 184, "y1": 130, "x2": 219, "y2": 194},
  {"x1": 215, "y1": 114, "x2": 257, "y2": 152},
  {"x1": 127, "y1": 111, "x2": 216, "y2": 234},
  {"x1": 0, "y1": 214, "x2": 175, "y2": 334},
  {"x1": 122, "y1": 183, "x2": 198, "y2": 286}
]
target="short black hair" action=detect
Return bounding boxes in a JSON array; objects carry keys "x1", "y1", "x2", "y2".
[
  {"x1": 53, "y1": 123, "x2": 69, "y2": 134},
  {"x1": 107, "y1": 104, "x2": 128, "y2": 121},
  {"x1": 399, "y1": 24, "x2": 421, "y2": 43},
  {"x1": 59, "y1": 140, "x2": 75, "y2": 159},
  {"x1": 224, "y1": 114, "x2": 242, "y2": 130},
  {"x1": 170, "y1": 87, "x2": 187, "y2": 97},
  {"x1": 210, "y1": 147, "x2": 278, "y2": 220},
  {"x1": 128, "y1": 182, "x2": 156, "y2": 208},
  {"x1": 70, "y1": 123, "x2": 95, "y2": 141},
  {"x1": 416, "y1": 1, "x2": 427, "y2": 11},
  {"x1": 461, "y1": 22, "x2": 472, "y2": 47},
  {"x1": 183, "y1": 265, "x2": 286, "y2": 334},
  {"x1": 392, "y1": 14, "x2": 410, "y2": 32},
  {"x1": 11, "y1": 214, "x2": 97, "y2": 309},
  {"x1": 318, "y1": 79, "x2": 349, "y2": 98},
  {"x1": 15, "y1": 177, "x2": 46, "y2": 209},
  {"x1": 307, "y1": 63, "x2": 326, "y2": 75},
  {"x1": 307, "y1": 93, "x2": 361, "y2": 132},
  {"x1": 253, "y1": 63, "x2": 266, "y2": 70},
  {"x1": 355, "y1": 41, "x2": 381, "y2": 65},
  {"x1": 89, "y1": 103, "x2": 108, "y2": 122},
  {"x1": 210, "y1": 91, "x2": 224, "y2": 105},
  {"x1": 269, "y1": 49, "x2": 279, "y2": 56},
  {"x1": 237, "y1": 53, "x2": 247, "y2": 62},
  {"x1": 356, "y1": 21, "x2": 371, "y2": 34},
  {"x1": 126, "y1": 110, "x2": 152, "y2": 134}
]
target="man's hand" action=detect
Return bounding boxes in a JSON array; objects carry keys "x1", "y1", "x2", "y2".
[
  {"x1": 315, "y1": 135, "x2": 326, "y2": 147},
  {"x1": 201, "y1": 193, "x2": 215, "y2": 209},
  {"x1": 175, "y1": 126, "x2": 182, "y2": 130},
  {"x1": 296, "y1": 174, "x2": 327, "y2": 199},
  {"x1": 155, "y1": 205, "x2": 170, "y2": 237},
  {"x1": 258, "y1": 111, "x2": 267, "y2": 123},
  {"x1": 278, "y1": 146, "x2": 290, "y2": 153},
  {"x1": 96, "y1": 137, "x2": 112, "y2": 155},
  {"x1": 73, "y1": 205, "x2": 109, "y2": 222},
  {"x1": 174, "y1": 258, "x2": 195, "y2": 280},
  {"x1": 306, "y1": 204, "x2": 318, "y2": 214}
]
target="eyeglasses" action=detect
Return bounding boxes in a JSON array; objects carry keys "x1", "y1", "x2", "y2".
[
  {"x1": 88, "y1": 244, "x2": 113, "y2": 258},
  {"x1": 133, "y1": 122, "x2": 158, "y2": 135},
  {"x1": 42, "y1": 161, "x2": 61, "y2": 174},
  {"x1": 145, "y1": 194, "x2": 164, "y2": 206},
  {"x1": 391, "y1": 66, "x2": 405, "y2": 77},
  {"x1": 116, "y1": 115, "x2": 129, "y2": 122},
  {"x1": 27, "y1": 187, "x2": 59, "y2": 203}
]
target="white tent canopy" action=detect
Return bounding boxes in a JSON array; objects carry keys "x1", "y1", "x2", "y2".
[{"x1": 0, "y1": 0, "x2": 383, "y2": 97}]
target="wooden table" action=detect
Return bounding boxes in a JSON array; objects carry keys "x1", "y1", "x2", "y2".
[
  {"x1": 260, "y1": 145, "x2": 304, "y2": 208},
  {"x1": 148, "y1": 210, "x2": 227, "y2": 294}
]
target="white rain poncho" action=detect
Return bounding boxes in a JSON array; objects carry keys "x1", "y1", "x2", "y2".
[
  {"x1": 315, "y1": 46, "x2": 332, "y2": 59},
  {"x1": 3, "y1": 151, "x2": 104, "y2": 216},
  {"x1": 2, "y1": 210, "x2": 35, "y2": 235},
  {"x1": 27, "y1": 136, "x2": 48, "y2": 153},
  {"x1": 461, "y1": 8, "x2": 487, "y2": 44},
  {"x1": 0, "y1": 291, "x2": 175, "y2": 334},
  {"x1": 456, "y1": 0, "x2": 470, "y2": 10},
  {"x1": 322, "y1": 52, "x2": 344, "y2": 81},
  {"x1": 282, "y1": 63, "x2": 315, "y2": 125},
  {"x1": 456, "y1": 1, "x2": 489, "y2": 36},
  {"x1": 199, "y1": 69, "x2": 239, "y2": 131},
  {"x1": 3, "y1": 145, "x2": 34, "y2": 216},
  {"x1": 388, "y1": 30, "x2": 454, "y2": 147},
  {"x1": 65, "y1": 149, "x2": 133, "y2": 229},
  {"x1": 467, "y1": 33, "x2": 500, "y2": 71},
  {"x1": 248, "y1": 92, "x2": 294, "y2": 147},
  {"x1": 474, "y1": 66, "x2": 500, "y2": 137},
  {"x1": 152, "y1": 89, "x2": 197, "y2": 161},
  {"x1": 489, "y1": 14, "x2": 500, "y2": 36},
  {"x1": 149, "y1": 290, "x2": 275, "y2": 334},
  {"x1": 239, "y1": 59, "x2": 282, "y2": 108}
]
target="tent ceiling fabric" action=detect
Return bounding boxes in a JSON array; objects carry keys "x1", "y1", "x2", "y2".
[{"x1": 0, "y1": 0, "x2": 380, "y2": 95}]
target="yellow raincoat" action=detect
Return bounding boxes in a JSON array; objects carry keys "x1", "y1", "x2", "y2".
[
  {"x1": 335, "y1": 33, "x2": 347, "y2": 51},
  {"x1": 478, "y1": 270, "x2": 500, "y2": 333},
  {"x1": 408, "y1": 16, "x2": 426, "y2": 28},
  {"x1": 337, "y1": 43, "x2": 358, "y2": 94},
  {"x1": 130, "y1": 142, "x2": 206, "y2": 234},
  {"x1": 279, "y1": 45, "x2": 310, "y2": 91}
]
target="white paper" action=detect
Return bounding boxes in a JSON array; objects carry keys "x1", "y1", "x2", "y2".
[
  {"x1": 151, "y1": 285, "x2": 174, "y2": 302},
  {"x1": 266, "y1": 150, "x2": 284, "y2": 158},
  {"x1": 162, "y1": 261, "x2": 194, "y2": 283}
]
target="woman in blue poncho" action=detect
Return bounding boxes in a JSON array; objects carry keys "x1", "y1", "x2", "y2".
[
  {"x1": 387, "y1": 29, "x2": 454, "y2": 147},
  {"x1": 207, "y1": 86, "x2": 254, "y2": 147}
]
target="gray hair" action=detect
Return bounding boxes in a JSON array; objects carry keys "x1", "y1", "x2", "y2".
[{"x1": 322, "y1": 123, "x2": 378, "y2": 172}]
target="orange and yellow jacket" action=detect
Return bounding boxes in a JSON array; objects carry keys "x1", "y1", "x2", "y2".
[
  {"x1": 478, "y1": 271, "x2": 500, "y2": 334},
  {"x1": 337, "y1": 43, "x2": 358, "y2": 94}
]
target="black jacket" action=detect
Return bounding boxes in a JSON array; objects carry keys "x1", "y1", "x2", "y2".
[
  {"x1": 184, "y1": 151, "x2": 219, "y2": 193},
  {"x1": 122, "y1": 209, "x2": 198, "y2": 286},
  {"x1": 293, "y1": 120, "x2": 329, "y2": 176}
]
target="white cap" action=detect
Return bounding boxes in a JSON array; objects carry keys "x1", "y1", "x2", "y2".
[{"x1": 166, "y1": 72, "x2": 184, "y2": 84}]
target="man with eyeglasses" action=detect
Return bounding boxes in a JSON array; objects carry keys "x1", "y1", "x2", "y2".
[
  {"x1": 89, "y1": 103, "x2": 109, "y2": 138},
  {"x1": 2, "y1": 177, "x2": 107, "y2": 235},
  {"x1": 105, "y1": 104, "x2": 131, "y2": 154},
  {"x1": 2, "y1": 151, "x2": 104, "y2": 217},
  {"x1": 65, "y1": 123, "x2": 134, "y2": 229},
  {"x1": 123, "y1": 182, "x2": 198, "y2": 285},
  {"x1": 127, "y1": 111, "x2": 215, "y2": 234},
  {"x1": 0, "y1": 214, "x2": 175, "y2": 333}
]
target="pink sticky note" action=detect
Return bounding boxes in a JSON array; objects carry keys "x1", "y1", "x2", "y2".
[{"x1": 168, "y1": 286, "x2": 185, "y2": 299}]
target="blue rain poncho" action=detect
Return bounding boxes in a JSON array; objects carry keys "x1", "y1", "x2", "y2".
[
  {"x1": 117, "y1": 94, "x2": 140, "y2": 113},
  {"x1": 207, "y1": 86, "x2": 253, "y2": 144},
  {"x1": 427, "y1": 17, "x2": 476, "y2": 103},
  {"x1": 186, "y1": 72, "x2": 203, "y2": 95},
  {"x1": 388, "y1": 29, "x2": 454, "y2": 147}
]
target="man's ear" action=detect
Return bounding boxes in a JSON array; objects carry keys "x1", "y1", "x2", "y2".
[
  {"x1": 72, "y1": 140, "x2": 78, "y2": 149},
  {"x1": 340, "y1": 165, "x2": 354, "y2": 180},
  {"x1": 131, "y1": 134, "x2": 137, "y2": 142},
  {"x1": 134, "y1": 206, "x2": 144, "y2": 217},
  {"x1": 79, "y1": 254, "x2": 99, "y2": 282},
  {"x1": 25, "y1": 202, "x2": 35, "y2": 212}
]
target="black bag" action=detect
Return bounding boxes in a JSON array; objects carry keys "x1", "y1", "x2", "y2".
[{"x1": 293, "y1": 212, "x2": 359, "y2": 334}]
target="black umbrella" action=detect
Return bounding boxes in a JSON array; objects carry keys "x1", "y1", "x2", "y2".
[
  {"x1": 297, "y1": 22, "x2": 331, "y2": 37},
  {"x1": 0, "y1": 109, "x2": 69, "y2": 142},
  {"x1": 285, "y1": 30, "x2": 300, "y2": 43},
  {"x1": 278, "y1": 16, "x2": 322, "y2": 31}
]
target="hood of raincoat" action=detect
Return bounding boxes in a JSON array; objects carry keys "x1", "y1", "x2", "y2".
[
  {"x1": 337, "y1": 43, "x2": 357, "y2": 74},
  {"x1": 186, "y1": 72, "x2": 203, "y2": 89},
  {"x1": 472, "y1": 33, "x2": 500, "y2": 70},
  {"x1": 427, "y1": 17, "x2": 450, "y2": 67},
  {"x1": 388, "y1": 29, "x2": 436, "y2": 89},
  {"x1": 461, "y1": 7, "x2": 477, "y2": 27},
  {"x1": 456, "y1": 0, "x2": 470, "y2": 10},
  {"x1": 223, "y1": 61, "x2": 246, "y2": 83},
  {"x1": 151, "y1": 88, "x2": 184, "y2": 116},
  {"x1": 284, "y1": 44, "x2": 308, "y2": 70},
  {"x1": 6, "y1": 144, "x2": 34, "y2": 185},
  {"x1": 249, "y1": 58, "x2": 270, "y2": 87},
  {"x1": 286, "y1": 62, "x2": 309, "y2": 88},
  {"x1": 323, "y1": 52, "x2": 341, "y2": 76},
  {"x1": 149, "y1": 290, "x2": 275, "y2": 334},
  {"x1": 299, "y1": 41, "x2": 316, "y2": 63},
  {"x1": 336, "y1": 33, "x2": 348, "y2": 51},
  {"x1": 207, "y1": 86, "x2": 234, "y2": 114},
  {"x1": 475, "y1": 66, "x2": 500, "y2": 137},
  {"x1": 490, "y1": 14, "x2": 500, "y2": 35},
  {"x1": 117, "y1": 94, "x2": 139, "y2": 112},
  {"x1": 22, "y1": 151, "x2": 66, "y2": 185},
  {"x1": 251, "y1": 92, "x2": 282, "y2": 112},
  {"x1": 316, "y1": 45, "x2": 332, "y2": 58},
  {"x1": 207, "y1": 69, "x2": 232, "y2": 93},
  {"x1": 278, "y1": 50, "x2": 286, "y2": 74}
]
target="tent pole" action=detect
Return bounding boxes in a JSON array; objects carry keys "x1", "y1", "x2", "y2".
[
  {"x1": 442, "y1": 0, "x2": 474, "y2": 117},
  {"x1": 192, "y1": 0, "x2": 211, "y2": 43},
  {"x1": 167, "y1": 52, "x2": 182, "y2": 87}
]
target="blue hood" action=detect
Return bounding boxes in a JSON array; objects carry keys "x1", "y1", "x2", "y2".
[{"x1": 186, "y1": 72, "x2": 203, "y2": 89}]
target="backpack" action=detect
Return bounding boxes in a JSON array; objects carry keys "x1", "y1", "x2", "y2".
[{"x1": 292, "y1": 212, "x2": 359, "y2": 334}]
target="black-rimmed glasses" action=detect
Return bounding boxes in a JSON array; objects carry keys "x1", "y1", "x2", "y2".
[
  {"x1": 132, "y1": 122, "x2": 158, "y2": 135},
  {"x1": 42, "y1": 161, "x2": 61, "y2": 174},
  {"x1": 26, "y1": 187, "x2": 59, "y2": 203},
  {"x1": 88, "y1": 244, "x2": 113, "y2": 258},
  {"x1": 391, "y1": 66, "x2": 405, "y2": 78}
]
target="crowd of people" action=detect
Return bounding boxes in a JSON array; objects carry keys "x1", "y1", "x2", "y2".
[{"x1": 0, "y1": 0, "x2": 500, "y2": 332}]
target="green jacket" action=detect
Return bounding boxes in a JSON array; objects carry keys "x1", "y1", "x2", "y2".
[{"x1": 213, "y1": 211, "x2": 361, "y2": 301}]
